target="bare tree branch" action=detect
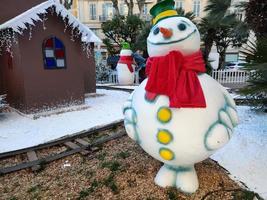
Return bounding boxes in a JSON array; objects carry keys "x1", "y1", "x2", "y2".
[
  {"x1": 111, "y1": 0, "x2": 120, "y2": 16},
  {"x1": 125, "y1": 0, "x2": 134, "y2": 16},
  {"x1": 136, "y1": 0, "x2": 146, "y2": 17}
]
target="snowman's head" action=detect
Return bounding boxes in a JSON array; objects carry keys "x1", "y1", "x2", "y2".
[
  {"x1": 147, "y1": 17, "x2": 200, "y2": 57},
  {"x1": 120, "y1": 41, "x2": 133, "y2": 56}
]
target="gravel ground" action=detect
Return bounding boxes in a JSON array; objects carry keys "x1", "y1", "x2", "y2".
[{"x1": 0, "y1": 135, "x2": 258, "y2": 200}]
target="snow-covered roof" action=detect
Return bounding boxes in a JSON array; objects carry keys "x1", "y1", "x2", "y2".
[{"x1": 0, "y1": 0, "x2": 101, "y2": 44}]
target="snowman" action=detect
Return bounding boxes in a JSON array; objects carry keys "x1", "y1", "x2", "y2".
[
  {"x1": 117, "y1": 42, "x2": 136, "y2": 85},
  {"x1": 123, "y1": 0, "x2": 238, "y2": 194}
]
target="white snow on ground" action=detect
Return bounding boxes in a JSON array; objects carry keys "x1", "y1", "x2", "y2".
[
  {"x1": 0, "y1": 89, "x2": 129, "y2": 153},
  {"x1": 97, "y1": 83, "x2": 139, "y2": 90},
  {"x1": 108, "y1": 85, "x2": 138, "y2": 90},
  {"x1": 229, "y1": 92, "x2": 247, "y2": 99},
  {"x1": 96, "y1": 83, "x2": 115, "y2": 86},
  {"x1": 0, "y1": 90, "x2": 266, "y2": 198},
  {"x1": 212, "y1": 106, "x2": 267, "y2": 199}
]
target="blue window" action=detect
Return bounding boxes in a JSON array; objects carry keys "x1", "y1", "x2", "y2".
[{"x1": 43, "y1": 36, "x2": 66, "y2": 69}]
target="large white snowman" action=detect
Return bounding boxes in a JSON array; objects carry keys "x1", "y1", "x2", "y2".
[
  {"x1": 123, "y1": 0, "x2": 238, "y2": 194},
  {"x1": 117, "y1": 42, "x2": 136, "y2": 85}
]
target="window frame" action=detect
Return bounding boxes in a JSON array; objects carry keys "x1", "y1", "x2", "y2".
[
  {"x1": 42, "y1": 36, "x2": 67, "y2": 70},
  {"x1": 89, "y1": 3, "x2": 97, "y2": 20},
  {"x1": 143, "y1": 4, "x2": 148, "y2": 15},
  {"x1": 119, "y1": 3, "x2": 125, "y2": 15},
  {"x1": 193, "y1": 0, "x2": 201, "y2": 17},
  {"x1": 176, "y1": 0, "x2": 184, "y2": 9},
  {"x1": 103, "y1": 3, "x2": 113, "y2": 19}
]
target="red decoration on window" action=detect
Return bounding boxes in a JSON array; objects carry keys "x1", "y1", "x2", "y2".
[
  {"x1": 43, "y1": 36, "x2": 66, "y2": 69},
  {"x1": 45, "y1": 38, "x2": 53, "y2": 48},
  {"x1": 55, "y1": 49, "x2": 64, "y2": 58}
]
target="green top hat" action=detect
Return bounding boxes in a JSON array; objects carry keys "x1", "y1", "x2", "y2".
[
  {"x1": 121, "y1": 42, "x2": 131, "y2": 50},
  {"x1": 150, "y1": 0, "x2": 178, "y2": 25}
]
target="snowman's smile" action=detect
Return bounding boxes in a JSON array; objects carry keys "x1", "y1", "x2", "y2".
[{"x1": 148, "y1": 29, "x2": 197, "y2": 45}]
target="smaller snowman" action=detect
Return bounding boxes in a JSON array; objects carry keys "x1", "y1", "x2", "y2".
[{"x1": 117, "y1": 42, "x2": 136, "y2": 85}]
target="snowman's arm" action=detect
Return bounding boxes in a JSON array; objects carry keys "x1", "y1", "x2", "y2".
[
  {"x1": 122, "y1": 92, "x2": 134, "y2": 113},
  {"x1": 123, "y1": 92, "x2": 139, "y2": 142},
  {"x1": 222, "y1": 88, "x2": 239, "y2": 127}
]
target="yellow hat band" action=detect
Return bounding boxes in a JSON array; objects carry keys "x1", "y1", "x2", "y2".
[{"x1": 152, "y1": 10, "x2": 178, "y2": 25}]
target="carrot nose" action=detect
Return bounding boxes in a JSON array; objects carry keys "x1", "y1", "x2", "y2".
[{"x1": 159, "y1": 27, "x2": 173, "y2": 38}]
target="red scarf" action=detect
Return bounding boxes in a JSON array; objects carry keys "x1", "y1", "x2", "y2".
[
  {"x1": 145, "y1": 50, "x2": 206, "y2": 108},
  {"x1": 118, "y1": 56, "x2": 134, "y2": 73}
]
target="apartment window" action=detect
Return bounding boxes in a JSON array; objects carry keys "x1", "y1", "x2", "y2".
[
  {"x1": 142, "y1": 4, "x2": 148, "y2": 15},
  {"x1": 175, "y1": 0, "x2": 184, "y2": 9},
  {"x1": 102, "y1": 3, "x2": 113, "y2": 19},
  {"x1": 89, "y1": 4, "x2": 97, "y2": 20},
  {"x1": 193, "y1": 0, "x2": 201, "y2": 17},
  {"x1": 78, "y1": 1, "x2": 84, "y2": 21},
  {"x1": 225, "y1": 53, "x2": 238, "y2": 62},
  {"x1": 119, "y1": 3, "x2": 125, "y2": 15}
]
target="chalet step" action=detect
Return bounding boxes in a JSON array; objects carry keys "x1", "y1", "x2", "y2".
[
  {"x1": 64, "y1": 141, "x2": 89, "y2": 155},
  {"x1": 75, "y1": 138, "x2": 90, "y2": 146},
  {"x1": 26, "y1": 151, "x2": 41, "y2": 171}
]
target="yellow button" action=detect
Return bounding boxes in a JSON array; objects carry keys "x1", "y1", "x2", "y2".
[
  {"x1": 159, "y1": 148, "x2": 175, "y2": 160},
  {"x1": 157, "y1": 129, "x2": 173, "y2": 144},
  {"x1": 157, "y1": 107, "x2": 172, "y2": 123}
]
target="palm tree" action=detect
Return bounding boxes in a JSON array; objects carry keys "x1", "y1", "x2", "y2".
[
  {"x1": 200, "y1": 0, "x2": 249, "y2": 69},
  {"x1": 237, "y1": 0, "x2": 267, "y2": 39},
  {"x1": 176, "y1": 8, "x2": 195, "y2": 22},
  {"x1": 239, "y1": 36, "x2": 267, "y2": 111},
  {"x1": 59, "y1": 0, "x2": 73, "y2": 9},
  {"x1": 198, "y1": 17, "x2": 216, "y2": 62}
]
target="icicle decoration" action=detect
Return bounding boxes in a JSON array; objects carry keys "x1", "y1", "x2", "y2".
[
  {"x1": 70, "y1": 28, "x2": 75, "y2": 42},
  {"x1": 42, "y1": 13, "x2": 48, "y2": 30},
  {"x1": 49, "y1": 6, "x2": 55, "y2": 16},
  {"x1": 11, "y1": 30, "x2": 18, "y2": 45},
  {"x1": 0, "y1": 0, "x2": 101, "y2": 57},
  {"x1": 82, "y1": 42, "x2": 92, "y2": 58},
  {"x1": 3, "y1": 29, "x2": 14, "y2": 57},
  {"x1": 63, "y1": 18, "x2": 68, "y2": 33},
  {"x1": 28, "y1": 25, "x2": 33, "y2": 40}
]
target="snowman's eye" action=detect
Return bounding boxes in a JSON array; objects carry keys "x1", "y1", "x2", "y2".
[
  {"x1": 153, "y1": 27, "x2": 160, "y2": 35},
  {"x1": 178, "y1": 23, "x2": 186, "y2": 31}
]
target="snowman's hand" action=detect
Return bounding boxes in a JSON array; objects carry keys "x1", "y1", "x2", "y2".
[
  {"x1": 123, "y1": 92, "x2": 139, "y2": 142},
  {"x1": 223, "y1": 91, "x2": 239, "y2": 127},
  {"x1": 204, "y1": 92, "x2": 239, "y2": 151},
  {"x1": 204, "y1": 122, "x2": 231, "y2": 151}
]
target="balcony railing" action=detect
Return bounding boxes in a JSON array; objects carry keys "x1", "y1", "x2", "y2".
[
  {"x1": 99, "y1": 15, "x2": 113, "y2": 22},
  {"x1": 92, "y1": 14, "x2": 151, "y2": 22},
  {"x1": 89, "y1": 15, "x2": 97, "y2": 20}
]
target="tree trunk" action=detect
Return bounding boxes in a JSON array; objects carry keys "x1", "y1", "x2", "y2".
[
  {"x1": 111, "y1": 0, "x2": 120, "y2": 16},
  {"x1": 218, "y1": 49, "x2": 226, "y2": 70},
  {"x1": 137, "y1": 0, "x2": 146, "y2": 17},
  {"x1": 203, "y1": 40, "x2": 213, "y2": 62},
  {"x1": 125, "y1": 0, "x2": 134, "y2": 16}
]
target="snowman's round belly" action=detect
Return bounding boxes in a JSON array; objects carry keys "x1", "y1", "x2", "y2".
[
  {"x1": 117, "y1": 64, "x2": 135, "y2": 85},
  {"x1": 131, "y1": 74, "x2": 231, "y2": 166}
]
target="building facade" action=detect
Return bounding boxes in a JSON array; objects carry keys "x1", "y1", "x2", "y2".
[
  {"x1": 73, "y1": 0, "x2": 245, "y2": 65},
  {"x1": 75, "y1": 0, "x2": 209, "y2": 39}
]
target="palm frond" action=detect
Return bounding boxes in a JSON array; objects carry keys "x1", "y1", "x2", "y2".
[
  {"x1": 239, "y1": 36, "x2": 267, "y2": 110},
  {"x1": 205, "y1": 0, "x2": 231, "y2": 19}
]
